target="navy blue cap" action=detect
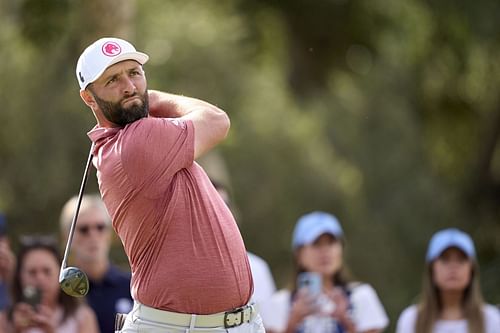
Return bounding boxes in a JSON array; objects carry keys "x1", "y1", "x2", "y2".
[
  {"x1": 426, "y1": 228, "x2": 475, "y2": 262},
  {"x1": 292, "y1": 211, "x2": 343, "y2": 250}
]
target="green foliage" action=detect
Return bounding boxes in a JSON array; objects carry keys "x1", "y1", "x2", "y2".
[{"x1": 1, "y1": 0, "x2": 500, "y2": 330}]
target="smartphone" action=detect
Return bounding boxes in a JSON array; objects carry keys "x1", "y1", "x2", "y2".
[
  {"x1": 297, "y1": 272, "x2": 322, "y2": 296},
  {"x1": 22, "y1": 286, "x2": 42, "y2": 310}
]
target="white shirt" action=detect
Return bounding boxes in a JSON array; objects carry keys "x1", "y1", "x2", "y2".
[
  {"x1": 396, "y1": 304, "x2": 500, "y2": 333},
  {"x1": 248, "y1": 252, "x2": 276, "y2": 305},
  {"x1": 248, "y1": 251, "x2": 280, "y2": 331},
  {"x1": 263, "y1": 283, "x2": 389, "y2": 332}
]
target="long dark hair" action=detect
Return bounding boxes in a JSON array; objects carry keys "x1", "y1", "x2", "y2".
[
  {"x1": 415, "y1": 258, "x2": 485, "y2": 333},
  {"x1": 11, "y1": 235, "x2": 81, "y2": 322}
]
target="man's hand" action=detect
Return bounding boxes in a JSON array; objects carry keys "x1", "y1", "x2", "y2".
[
  {"x1": 147, "y1": 90, "x2": 180, "y2": 118},
  {"x1": 147, "y1": 90, "x2": 230, "y2": 159}
]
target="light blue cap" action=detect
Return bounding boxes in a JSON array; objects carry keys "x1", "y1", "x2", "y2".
[
  {"x1": 292, "y1": 211, "x2": 343, "y2": 250},
  {"x1": 426, "y1": 228, "x2": 476, "y2": 262}
]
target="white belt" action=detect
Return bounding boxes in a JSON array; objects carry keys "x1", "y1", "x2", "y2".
[{"x1": 136, "y1": 303, "x2": 255, "y2": 329}]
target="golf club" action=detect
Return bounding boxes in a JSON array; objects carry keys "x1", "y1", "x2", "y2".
[{"x1": 58, "y1": 143, "x2": 94, "y2": 297}]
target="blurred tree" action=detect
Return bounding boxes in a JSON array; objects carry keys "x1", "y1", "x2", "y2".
[
  {"x1": 232, "y1": 0, "x2": 500, "y2": 325},
  {"x1": 0, "y1": 0, "x2": 136, "y2": 261},
  {"x1": 0, "y1": 0, "x2": 500, "y2": 330}
]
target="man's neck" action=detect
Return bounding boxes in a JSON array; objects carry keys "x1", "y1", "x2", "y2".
[{"x1": 76, "y1": 259, "x2": 110, "y2": 282}]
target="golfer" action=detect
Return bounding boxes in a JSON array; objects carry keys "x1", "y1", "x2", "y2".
[{"x1": 76, "y1": 37, "x2": 264, "y2": 332}]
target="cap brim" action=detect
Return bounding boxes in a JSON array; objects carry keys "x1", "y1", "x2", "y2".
[
  {"x1": 81, "y1": 51, "x2": 149, "y2": 91},
  {"x1": 305, "y1": 229, "x2": 341, "y2": 243},
  {"x1": 294, "y1": 228, "x2": 342, "y2": 249},
  {"x1": 427, "y1": 243, "x2": 474, "y2": 262}
]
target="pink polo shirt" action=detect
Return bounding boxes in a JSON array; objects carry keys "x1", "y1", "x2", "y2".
[{"x1": 87, "y1": 117, "x2": 253, "y2": 314}]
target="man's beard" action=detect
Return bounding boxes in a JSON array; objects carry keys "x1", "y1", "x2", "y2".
[{"x1": 92, "y1": 90, "x2": 149, "y2": 126}]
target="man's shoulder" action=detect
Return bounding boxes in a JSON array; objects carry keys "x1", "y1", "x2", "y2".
[
  {"x1": 125, "y1": 116, "x2": 189, "y2": 130},
  {"x1": 118, "y1": 117, "x2": 192, "y2": 151}
]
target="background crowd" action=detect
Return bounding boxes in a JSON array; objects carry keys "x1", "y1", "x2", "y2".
[
  {"x1": 1, "y1": 200, "x2": 499, "y2": 332},
  {"x1": 2, "y1": 0, "x2": 500, "y2": 332}
]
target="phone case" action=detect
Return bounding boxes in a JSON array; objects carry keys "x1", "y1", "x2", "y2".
[{"x1": 297, "y1": 272, "x2": 322, "y2": 295}]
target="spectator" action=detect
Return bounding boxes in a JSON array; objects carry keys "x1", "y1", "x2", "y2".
[
  {"x1": 8, "y1": 235, "x2": 99, "y2": 333},
  {"x1": 0, "y1": 213, "x2": 15, "y2": 313},
  {"x1": 60, "y1": 194, "x2": 133, "y2": 333},
  {"x1": 265, "y1": 211, "x2": 389, "y2": 333},
  {"x1": 396, "y1": 228, "x2": 500, "y2": 333}
]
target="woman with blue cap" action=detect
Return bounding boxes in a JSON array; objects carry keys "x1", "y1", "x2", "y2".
[
  {"x1": 396, "y1": 228, "x2": 500, "y2": 333},
  {"x1": 263, "y1": 211, "x2": 388, "y2": 333}
]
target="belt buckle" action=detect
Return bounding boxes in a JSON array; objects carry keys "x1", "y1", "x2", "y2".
[{"x1": 224, "y1": 306, "x2": 246, "y2": 328}]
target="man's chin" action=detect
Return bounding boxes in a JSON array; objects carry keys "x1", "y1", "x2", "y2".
[{"x1": 122, "y1": 98, "x2": 142, "y2": 108}]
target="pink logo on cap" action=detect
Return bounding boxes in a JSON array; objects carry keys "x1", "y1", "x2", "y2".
[{"x1": 102, "y1": 42, "x2": 122, "y2": 57}]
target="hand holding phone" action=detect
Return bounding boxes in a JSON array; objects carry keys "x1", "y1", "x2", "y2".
[{"x1": 22, "y1": 286, "x2": 42, "y2": 310}]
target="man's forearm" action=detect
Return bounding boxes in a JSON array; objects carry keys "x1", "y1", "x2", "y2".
[
  {"x1": 148, "y1": 90, "x2": 223, "y2": 119},
  {"x1": 147, "y1": 89, "x2": 230, "y2": 158}
]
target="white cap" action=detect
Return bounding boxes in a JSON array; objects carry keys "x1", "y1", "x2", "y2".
[{"x1": 76, "y1": 37, "x2": 149, "y2": 90}]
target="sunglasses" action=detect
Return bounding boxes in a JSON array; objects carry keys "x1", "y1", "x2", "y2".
[{"x1": 76, "y1": 224, "x2": 108, "y2": 236}]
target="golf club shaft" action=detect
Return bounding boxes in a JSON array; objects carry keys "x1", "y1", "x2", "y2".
[{"x1": 60, "y1": 143, "x2": 95, "y2": 276}]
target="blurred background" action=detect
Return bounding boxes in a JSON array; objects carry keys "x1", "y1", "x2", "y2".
[{"x1": 1, "y1": 0, "x2": 500, "y2": 330}]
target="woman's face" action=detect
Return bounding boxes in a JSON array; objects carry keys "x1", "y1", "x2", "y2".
[
  {"x1": 20, "y1": 249, "x2": 60, "y2": 305},
  {"x1": 432, "y1": 247, "x2": 472, "y2": 292},
  {"x1": 298, "y1": 233, "x2": 343, "y2": 277}
]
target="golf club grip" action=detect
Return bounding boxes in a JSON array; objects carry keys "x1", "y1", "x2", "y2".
[{"x1": 60, "y1": 143, "x2": 95, "y2": 273}]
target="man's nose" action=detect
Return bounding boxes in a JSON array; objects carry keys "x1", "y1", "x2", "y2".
[{"x1": 122, "y1": 77, "x2": 137, "y2": 95}]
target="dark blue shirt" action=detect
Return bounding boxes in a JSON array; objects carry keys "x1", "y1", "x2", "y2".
[
  {"x1": 0, "y1": 282, "x2": 8, "y2": 311},
  {"x1": 86, "y1": 265, "x2": 133, "y2": 333}
]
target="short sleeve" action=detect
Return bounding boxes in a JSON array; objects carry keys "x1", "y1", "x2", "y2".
[
  {"x1": 483, "y1": 304, "x2": 500, "y2": 333},
  {"x1": 120, "y1": 117, "x2": 194, "y2": 196},
  {"x1": 350, "y1": 284, "x2": 389, "y2": 331},
  {"x1": 395, "y1": 305, "x2": 417, "y2": 333}
]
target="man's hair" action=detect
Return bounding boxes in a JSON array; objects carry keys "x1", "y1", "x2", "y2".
[{"x1": 59, "y1": 194, "x2": 111, "y2": 231}]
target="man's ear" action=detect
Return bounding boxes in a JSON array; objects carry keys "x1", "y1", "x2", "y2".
[{"x1": 80, "y1": 89, "x2": 97, "y2": 109}]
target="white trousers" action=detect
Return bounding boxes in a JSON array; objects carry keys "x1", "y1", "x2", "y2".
[{"x1": 117, "y1": 302, "x2": 266, "y2": 333}]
